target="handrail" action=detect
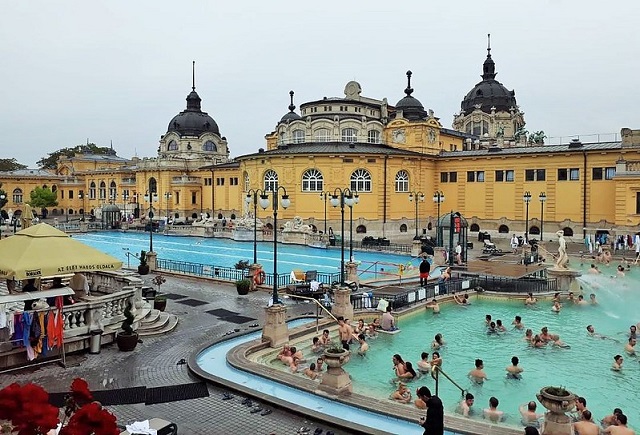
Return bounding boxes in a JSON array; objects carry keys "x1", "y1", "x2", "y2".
[
  {"x1": 284, "y1": 294, "x2": 339, "y2": 333},
  {"x1": 430, "y1": 365, "x2": 466, "y2": 398}
]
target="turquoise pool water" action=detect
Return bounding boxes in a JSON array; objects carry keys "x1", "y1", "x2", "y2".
[{"x1": 73, "y1": 231, "x2": 414, "y2": 280}]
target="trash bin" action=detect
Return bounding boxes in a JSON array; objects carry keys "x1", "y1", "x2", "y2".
[{"x1": 89, "y1": 330, "x2": 103, "y2": 354}]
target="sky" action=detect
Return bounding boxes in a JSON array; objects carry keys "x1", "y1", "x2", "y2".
[{"x1": 2, "y1": 1, "x2": 639, "y2": 167}]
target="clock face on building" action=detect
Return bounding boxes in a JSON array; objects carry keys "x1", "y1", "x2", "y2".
[
  {"x1": 428, "y1": 128, "x2": 436, "y2": 144},
  {"x1": 392, "y1": 129, "x2": 406, "y2": 144}
]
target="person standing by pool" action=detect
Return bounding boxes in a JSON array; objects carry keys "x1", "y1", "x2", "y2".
[
  {"x1": 511, "y1": 234, "x2": 519, "y2": 253},
  {"x1": 506, "y1": 356, "x2": 524, "y2": 379},
  {"x1": 337, "y1": 317, "x2": 353, "y2": 350},
  {"x1": 457, "y1": 393, "x2": 475, "y2": 417},
  {"x1": 468, "y1": 359, "x2": 488, "y2": 384},
  {"x1": 381, "y1": 306, "x2": 397, "y2": 331},
  {"x1": 419, "y1": 258, "x2": 431, "y2": 287},
  {"x1": 417, "y1": 386, "x2": 444, "y2": 435}
]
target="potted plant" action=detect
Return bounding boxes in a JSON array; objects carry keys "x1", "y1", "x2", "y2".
[
  {"x1": 138, "y1": 250, "x2": 149, "y2": 275},
  {"x1": 537, "y1": 386, "x2": 576, "y2": 414},
  {"x1": 116, "y1": 303, "x2": 139, "y2": 352},
  {"x1": 152, "y1": 275, "x2": 167, "y2": 311},
  {"x1": 235, "y1": 278, "x2": 251, "y2": 295},
  {"x1": 323, "y1": 345, "x2": 351, "y2": 368}
]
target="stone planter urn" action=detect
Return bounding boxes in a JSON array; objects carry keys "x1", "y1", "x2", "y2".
[
  {"x1": 317, "y1": 348, "x2": 352, "y2": 396},
  {"x1": 536, "y1": 386, "x2": 576, "y2": 435}
]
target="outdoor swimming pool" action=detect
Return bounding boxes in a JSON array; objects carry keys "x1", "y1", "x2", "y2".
[
  {"x1": 260, "y1": 263, "x2": 640, "y2": 430},
  {"x1": 73, "y1": 231, "x2": 414, "y2": 280}
]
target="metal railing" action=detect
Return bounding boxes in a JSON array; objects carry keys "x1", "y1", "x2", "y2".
[
  {"x1": 350, "y1": 240, "x2": 412, "y2": 254},
  {"x1": 431, "y1": 366, "x2": 466, "y2": 398}
]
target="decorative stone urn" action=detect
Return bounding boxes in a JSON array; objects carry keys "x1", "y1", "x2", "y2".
[
  {"x1": 536, "y1": 386, "x2": 576, "y2": 435},
  {"x1": 317, "y1": 348, "x2": 352, "y2": 396}
]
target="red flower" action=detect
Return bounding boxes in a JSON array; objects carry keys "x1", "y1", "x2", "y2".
[
  {"x1": 70, "y1": 378, "x2": 93, "y2": 405},
  {"x1": 60, "y1": 402, "x2": 119, "y2": 435},
  {"x1": 0, "y1": 382, "x2": 59, "y2": 435}
]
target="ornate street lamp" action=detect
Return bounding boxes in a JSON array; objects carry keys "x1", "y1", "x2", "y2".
[
  {"x1": 523, "y1": 191, "x2": 532, "y2": 242},
  {"x1": 259, "y1": 186, "x2": 290, "y2": 305},
  {"x1": 0, "y1": 193, "x2": 5, "y2": 239},
  {"x1": 432, "y1": 191, "x2": 445, "y2": 246},
  {"x1": 319, "y1": 191, "x2": 332, "y2": 236},
  {"x1": 330, "y1": 188, "x2": 356, "y2": 285},
  {"x1": 164, "y1": 192, "x2": 172, "y2": 221},
  {"x1": 539, "y1": 192, "x2": 547, "y2": 241},
  {"x1": 144, "y1": 190, "x2": 158, "y2": 252},
  {"x1": 245, "y1": 189, "x2": 267, "y2": 265},
  {"x1": 408, "y1": 191, "x2": 425, "y2": 239}
]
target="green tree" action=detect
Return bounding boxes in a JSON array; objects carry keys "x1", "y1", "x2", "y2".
[
  {"x1": 0, "y1": 158, "x2": 28, "y2": 172},
  {"x1": 37, "y1": 143, "x2": 115, "y2": 170},
  {"x1": 28, "y1": 186, "x2": 58, "y2": 208}
]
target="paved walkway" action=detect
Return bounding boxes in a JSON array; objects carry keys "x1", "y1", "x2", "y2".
[{"x1": 0, "y1": 274, "x2": 349, "y2": 435}]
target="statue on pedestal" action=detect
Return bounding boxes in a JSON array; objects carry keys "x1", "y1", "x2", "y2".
[{"x1": 555, "y1": 230, "x2": 569, "y2": 269}]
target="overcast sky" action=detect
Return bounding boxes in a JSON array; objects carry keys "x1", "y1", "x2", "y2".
[{"x1": 2, "y1": 1, "x2": 639, "y2": 167}]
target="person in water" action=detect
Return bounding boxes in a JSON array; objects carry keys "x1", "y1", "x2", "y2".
[
  {"x1": 506, "y1": 356, "x2": 524, "y2": 379},
  {"x1": 468, "y1": 359, "x2": 488, "y2": 384}
]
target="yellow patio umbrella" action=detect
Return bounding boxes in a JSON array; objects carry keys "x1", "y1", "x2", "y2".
[{"x1": 0, "y1": 223, "x2": 122, "y2": 280}]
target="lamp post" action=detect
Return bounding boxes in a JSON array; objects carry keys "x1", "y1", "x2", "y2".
[
  {"x1": 432, "y1": 191, "x2": 445, "y2": 246},
  {"x1": 330, "y1": 188, "x2": 356, "y2": 285},
  {"x1": 348, "y1": 192, "x2": 359, "y2": 261},
  {"x1": 408, "y1": 191, "x2": 425, "y2": 239},
  {"x1": 258, "y1": 186, "x2": 290, "y2": 305},
  {"x1": 164, "y1": 192, "x2": 172, "y2": 221},
  {"x1": 0, "y1": 193, "x2": 5, "y2": 239},
  {"x1": 539, "y1": 192, "x2": 547, "y2": 241},
  {"x1": 78, "y1": 192, "x2": 85, "y2": 221},
  {"x1": 319, "y1": 191, "x2": 332, "y2": 236},
  {"x1": 122, "y1": 192, "x2": 129, "y2": 220},
  {"x1": 144, "y1": 190, "x2": 158, "y2": 252},
  {"x1": 523, "y1": 191, "x2": 532, "y2": 242},
  {"x1": 245, "y1": 189, "x2": 266, "y2": 264}
]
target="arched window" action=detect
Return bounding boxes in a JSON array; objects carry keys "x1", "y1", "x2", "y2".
[
  {"x1": 341, "y1": 128, "x2": 357, "y2": 142},
  {"x1": 399, "y1": 224, "x2": 407, "y2": 233},
  {"x1": 203, "y1": 140, "x2": 216, "y2": 152},
  {"x1": 89, "y1": 182, "x2": 96, "y2": 199},
  {"x1": 350, "y1": 169, "x2": 372, "y2": 192},
  {"x1": 470, "y1": 223, "x2": 480, "y2": 232},
  {"x1": 302, "y1": 169, "x2": 323, "y2": 192},
  {"x1": 367, "y1": 130, "x2": 380, "y2": 144},
  {"x1": 168, "y1": 140, "x2": 178, "y2": 151},
  {"x1": 42, "y1": 184, "x2": 48, "y2": 189},
  {"x1": 51, "y1": 185, "x2": 57, "y2": 192},
  {"x1": 395, "y1": 170, "x2": 409, "y2": 192},
  {"x1": 529, "y1": 226, "x2": 540, "y2": 235},
  {"x1": 217, "y1": 213, "x2": 223, "y2": 219},
  {"x1": 356, "y1": 225, "x2": 367, "y2": 234},
  {"x1": 243, "y1": 172, "x2": 250, "y2": 192},
  {"x1": 498, "y1": 224, "x2": 509, "y2": 233},
  {"x1": 292, "y1": 130, "x2": 305, "y2": 144},
  {"x1": 314, "y1": 128, "x2": 330, "y2": 142},
  {"x1": 51, "y1": 209, "x2": 59, "y2": 216},
  {"x1": 563, "y1": 227, "x2": 574, "y2": 237},
  {"x1": 149, "y1": 177, "x2": 157, "y2": 194},
  {"x1": 68, "y1": 209, "x2": 74, "y2": 215},
  {"x1": 278, "y1": 132, "x2": 286, "y2": 145},
  {"x1": 12, "y1": 188, "x2": 23, "y2": 204},
  {"x1": 109, "y1": 181, "x2": 117, "y2": 200},
  {"x1": 427, "y1": 222, "x2": 433, "y2": 230},
  {"x1": 264, "y1": 170, "x2": 278, "y2": 192},
  {"x1": 99, "y1": 181, "x2": 106, "y2": 200},
  {"x1": 230, "y1": 213, "x2": 236, "y2": 220}
]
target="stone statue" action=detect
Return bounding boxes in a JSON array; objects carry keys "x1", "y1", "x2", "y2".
[
  {"x1": 555, "y1": 230, "x2": 569, "y2": 269},
  {"x1": 283, "y1": 216, "x2": 312, "y2": 233}
]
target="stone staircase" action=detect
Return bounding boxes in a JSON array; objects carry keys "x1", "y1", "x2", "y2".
[{"x1": 137, "y1": 308, "x2": 179, "y2": 337}]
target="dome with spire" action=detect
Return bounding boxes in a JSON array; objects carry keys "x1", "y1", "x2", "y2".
[
  {"x1": 167, "y1": 63, "x2": 220, "y2": 137},
  {"x1": 280, "y1": 90, "x2": 302, "y2": 123},
  {"x1": 395, "y1": 71, "x2": 427, "y2": 121},
  {"x1": 461, "y1": 34, "x2": 517, "y2": 115}
]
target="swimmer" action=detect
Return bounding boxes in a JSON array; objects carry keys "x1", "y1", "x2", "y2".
[
  {"x1": 315, "y1": 357, "x2": 325, "y2": 372},
  {"x1": 357, "y1": 334, "x2": 369, "y2": 356},
  {"x1": 483, "y1": 397, "x2": 504, "y2": 423},
  {"x1": 485, "y1": 314, "x2": 492, "y2": 326},
  {"x1": 430, "y1": 351, "x2": 442, "y2": 368},
  {"x1": 289, "y1": 356, "x2": 301, "y2": 373},
  {"x1": 432, "y1": 333, "x2": 445, "y2": 349},
  {"x1": 551, "y1": 301, "x2": 562, "y2": 313},
  {"x1": 368, "y1": 318, "x2": 381, "y2": 336},
  {"x1": 576, "y1": 295, "x2": 588, "y2": 305},
  {"x1": 589, "y1": 293, "x2": 598, "y2": 305},
  {"x1": 612, "y1": 354, "x2": 624, "y2": 371},
  {"x1": 392, "y1": 354, "x2": 407, "y2": 377},
  {"x1": 417, "y1": 352, "x2": 431, "y2": 374},
  {"x1": 390, "y1": 382, "x2": 412, "y2": 404},
  {"x1": 625, "y1": 337, "x2": 636, "y2": 356},
  {"x1": 524, "y1": 329, "x2": 534, "y2": 344},
  {"x1": 487, "y1": 321, "x2": 497, "y2": 334},
  {"x1": 540, "y1": 327, "x2": 566, "y2": 347},
  {"x1": 604, "y1": 413, "x2": 633, "y2": 435},
  {"x1": 617, "y1": 265, "x2": 626, "y2": 278},
  {"x1": 311, "y1": 337, "x2": 323, "y2": 353},
  {"x1": 567, "y1": 292, "x2": 576, "y2": 304},
  {"x1": 353, "y1": 319, "x2": 366, "y2": 336},
  {"x1": 629, "y1": 325, "x2": 637, "y2": 340},
  {"x1": 426, "y1": 298, "x2": 440, "y2": 314},
  {"x1": 398, "y1": 362, "x2": 417, "y2": 380},
  {"x1": 519, "y1": 401, "x2": 543, "y2": 427},
  {"x1": 304, "y1": 363, "x2": 319, "y2": 380},
  {"x1": 602, "y1": 408, "x2": 623, "y2": 427},
  {"x1": 468, "y1": 359, "x2": 488, "y2": 384},
  {"x1": 532, "y1": 334, "x2": 546, "y2": 348},
  {"x1": 512, "y1": 315, "x2": 524, "y2": 330},
  {"x1": 524, "y1": 292, "x2": 537, "y2": 305},
  {"x1": 552, "y1": 292, "x2": 561, "y2": 303},
  {"x1": 319, "y1": 329, "x2": 332, "y2": 346},
  {"x1": 457, "y1": 393, "x2": 475, "y2": 417},
  {"x1": 453, "y1": 293, "x2": 469, "y2": 305},
  {"x1": 506, "y1": 356, "x2": 524, "y2": 379},
  {"x1": 588, "y1": 264, "x2": 601, "y2": 274},
  {"x1": 496, "y1": 319, "x2": 507, "y2": 332}
]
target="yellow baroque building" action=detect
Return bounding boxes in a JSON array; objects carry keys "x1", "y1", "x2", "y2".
[{"x1": 2, "y1": 44, "x2": 640, "y2": 243}]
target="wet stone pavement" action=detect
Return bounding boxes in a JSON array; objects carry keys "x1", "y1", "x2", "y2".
[{"x1": 0, "y1": 275, "x2": 352, "y2": 435}]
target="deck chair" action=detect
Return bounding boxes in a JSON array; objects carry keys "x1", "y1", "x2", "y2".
[{"x1": 290, "y1": 269, "x2": 305, "y2": 283}]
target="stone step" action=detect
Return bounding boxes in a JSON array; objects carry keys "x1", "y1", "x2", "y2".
[
  {"x1": 142, "y1": 309, "x2": 161, "y2": 324},
  {"x1": 138, "y1": 314, "x2": 178, "y2": 337},
  {"x1": 138, "y1": 311, "x2": 171, "y2": 332}
]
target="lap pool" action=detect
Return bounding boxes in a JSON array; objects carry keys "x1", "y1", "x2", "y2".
[{"x1": 73, "y1": 231, "x2": 414, "y2": 280}]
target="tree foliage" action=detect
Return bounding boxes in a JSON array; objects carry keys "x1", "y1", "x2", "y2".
[
  {"x1": 29, "y1": 186, "x2": 58, "y2": 208},
  {"x1": 37, "y1": 143, "x2": 115, "y2": 170},
  {"x1": 0, "y1": 158, "x2": 28, "y2": 172}
]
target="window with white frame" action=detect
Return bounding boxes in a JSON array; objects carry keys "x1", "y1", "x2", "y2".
[
  {"x1": 168, "y1": 140, "x2": 178, "y2": 151},
  {"x1": 367, "y1": 130, "x2": 381, "y2": 144},
  {"x1": 109, "y1": 181, "x2": 117, "y2": 200},
  {"x1": 12, "y1": 188, "x2": 22, "y2": 204},
  {"x1": 99, "y1": 181, "x2": 106, "y2": 200},
  {"x1": 203, "y1": 140, "x2": 216, "y2": 152},
  {"x1": 278, "y1": 132, "x2": 286, "y2": 145},
  {"x1": 292, "y1": 130, "x2": 305, "y2": 144},
  {"x1": 341, "y1": 128, "x2": 357, "y2": 142},
  {"x1": 89, "y1": 182, "x2": 96, "y2": 199},
  {"x1": 350, "y1": 169, "x2": 372, "y2": 192},
  {"x1": 263, "y1": 170, "x2": 278, "y2": 192},
  {"x1": 302, "y1": 169, "x2": 323, "y2": 192},
  {"x1": 395, "y1": 170, "x2": 409, "y2": 192},
  {"x1": 314, "y1": 129, "x2": 330, "y2": 142},
  {"x1": 244, "y1": 173, "x2": 250, "y2": 192}
]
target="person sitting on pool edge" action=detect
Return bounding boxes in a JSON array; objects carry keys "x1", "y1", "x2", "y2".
[{"x1": 304, "y1": 363, "x2": 319, "y2": 380}]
